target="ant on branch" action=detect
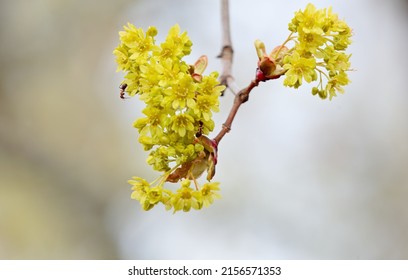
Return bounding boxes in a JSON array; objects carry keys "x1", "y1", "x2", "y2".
[
  {"x1": 119, "y1": 83, "x2": 128, "y2": 99},
  {"x1": 196, "y1": 120, "x2": 204, "y2": 137}
]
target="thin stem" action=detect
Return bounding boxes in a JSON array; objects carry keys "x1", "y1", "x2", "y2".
[
  {"x1": 155, "y1": 164, "x2": 180, "y2": 186},
  {"x1": 218, "y1": 0, "x2": 234, "y2": 92},
  {"x1": 220, "y1": 0, "x2": 232, "y2": 47},
  {"x1": 316, "y1": 67, "x2": 330, "y2": 80},
  {"x1": 213, "y1": 0, "x2": 284, "y2": 145},
  {"x1": 189, "y1": 170, "x2": 200, "y2": 190},
  {"x1": 273, "y1": 32, "x2": 295, "y2": 59}
]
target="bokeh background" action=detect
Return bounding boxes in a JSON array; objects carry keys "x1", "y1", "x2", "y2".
[{"x1": 1, "y1": 0, "x2": 407, "y2": 259}]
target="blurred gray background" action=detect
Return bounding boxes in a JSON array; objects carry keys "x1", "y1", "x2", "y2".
[{"x1": 1, "y1": 0, "x2": 407, "y2": 259}]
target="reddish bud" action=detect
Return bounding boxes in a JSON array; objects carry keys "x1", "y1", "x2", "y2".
[{"x1": 258, "y1": 56, "x2": 277, "y2": 77}]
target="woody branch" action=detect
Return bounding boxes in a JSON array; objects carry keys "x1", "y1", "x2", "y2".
[{"x1": 214, "y1": 0, "x2": 264, "y2": 145}]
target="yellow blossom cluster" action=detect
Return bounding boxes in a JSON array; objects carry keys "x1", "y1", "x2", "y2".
[
  {"x1": 129, "y1": 177, "x2": 221, "y2": 213},
  {"x1": 255, "y1": 3, "x2": 352, "y2": 100},
  {"x1": 114, "y1": 24, "x2": 224, "y2": 212}
]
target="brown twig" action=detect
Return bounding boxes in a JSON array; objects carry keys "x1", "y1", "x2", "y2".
[
  {"x1": 213, "y1": 66, "x2": 286, "y2": 144},
  {"x1": 214, "y1": 0, "x2": 259, "y2": 145},
  {"x1": 218, "y1": 0, "x2": 234, "y2": 91},
  {"x1": 214, "y1": 78, "x2": 260, "y2": 144},
  {"x1": 214, "y1": 0, "x2": 284, "y2": 145}
]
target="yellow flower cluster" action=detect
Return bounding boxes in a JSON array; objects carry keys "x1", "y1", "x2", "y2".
[
  {"x1": 114, "y1": 24, "x2": 224, "y2": 212},
  {"x1": 129, "y1": 177, "x2": 221, "y2": 213},
  {"x1": 255, "y1": 3, "x2": 352, "y2": 100}
]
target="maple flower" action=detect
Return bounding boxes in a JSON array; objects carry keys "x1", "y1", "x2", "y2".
[
  {"x1": 255, "y1": 3, "x2": 352, "y2": 100},
  {"x1": 201, "y1": 182, "x2": 221, "y2": 208},
  {"x1": 171, "y1": 180, "x2": 203, "y2": 213},
  {"x1": 285, "y1": 3, "x2": 352, "y2": 99},
  {"x1": 114, "y1": 24, "x2": 223, "y2": 212},
  {"x1": 283, "y1": 51, "x2": 317, "y2": 88}
]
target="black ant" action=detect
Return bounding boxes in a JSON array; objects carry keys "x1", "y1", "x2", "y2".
[
  {"x1": 195, "y1": 120, "x2": 204, "y2": 137},
  {"x1": 119, "y1": 83, "x2": 127, "y2": 99}
]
